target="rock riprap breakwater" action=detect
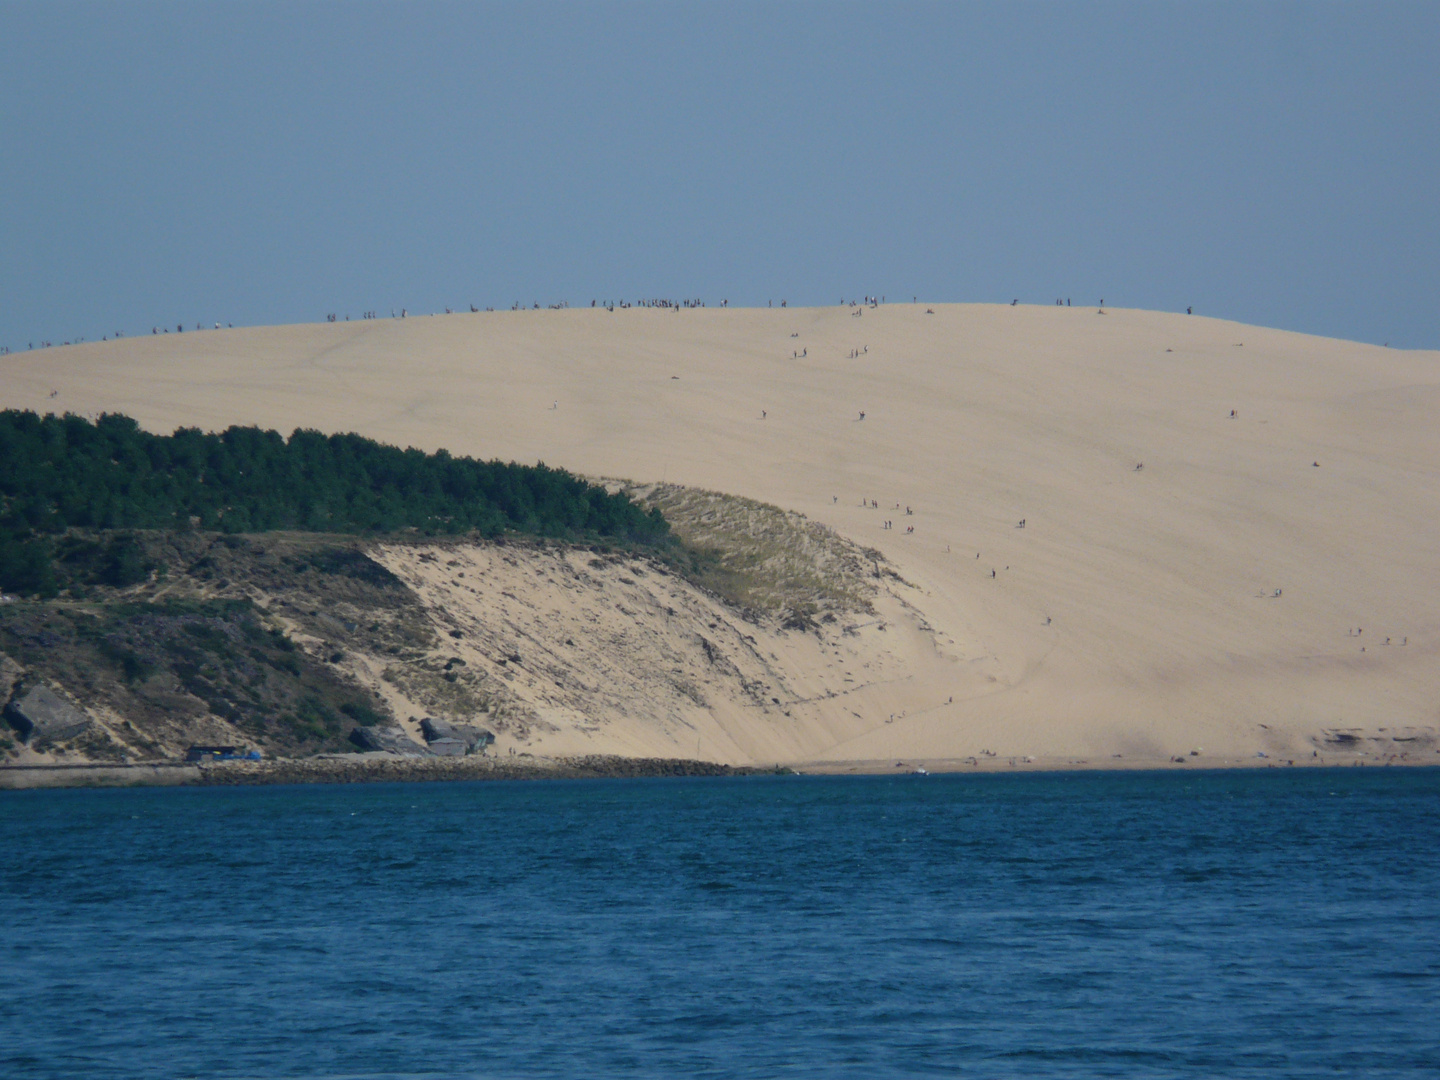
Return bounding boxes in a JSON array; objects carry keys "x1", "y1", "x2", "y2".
[{"x1": 193, "y1": 754, "x2": 748, "y2": 786}]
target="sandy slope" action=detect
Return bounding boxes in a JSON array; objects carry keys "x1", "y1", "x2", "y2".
[
  {"x1": 363, "y1": 542, "x2": 944, "y2": 765},
  {"x1": 5, "y1": 303, "x2": 1438, "y2": 768}
]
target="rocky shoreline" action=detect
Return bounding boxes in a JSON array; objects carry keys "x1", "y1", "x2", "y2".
[
  {"x1": 0, "y1": 754, "x2": 764, "y2": 790},
  {"x1": 196, "y1": 753, "x2": 755, "y2": 786}
]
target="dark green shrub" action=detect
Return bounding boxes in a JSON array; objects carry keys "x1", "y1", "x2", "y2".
[
  {"x1": 100, "y1": 642, "x2": 155, "y2": 684},
  {"x1": 97, "y1": 534, "x2": 153, "y2": 587},
  {"x1": 0, "y1": 534, "x2": 57, "y2": 598},
  {"x1": 339, "y1": 701, "x2": 384, "y2": 727}
]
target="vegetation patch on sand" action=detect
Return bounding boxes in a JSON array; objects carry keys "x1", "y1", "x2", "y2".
[{"x1": 623, "y1": 482, "x2": 881, "y2": 626}]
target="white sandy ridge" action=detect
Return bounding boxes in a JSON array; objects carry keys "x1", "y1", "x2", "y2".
[{"x1": 4, "y1": 303, "x2": 1437, "y2": 769}]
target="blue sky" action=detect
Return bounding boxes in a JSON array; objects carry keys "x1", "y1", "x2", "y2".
[{"x1": 2, "y1": 1, "x2": 1436, "y2": 349}]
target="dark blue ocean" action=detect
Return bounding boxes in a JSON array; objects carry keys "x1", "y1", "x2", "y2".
[{"x1": 2, "y1": 769, "x2": 1438, "y2": 1079}]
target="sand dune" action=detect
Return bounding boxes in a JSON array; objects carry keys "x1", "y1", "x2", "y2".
[{"x1": 5, "y1": 303, "x2": 1437, "y2": 768}]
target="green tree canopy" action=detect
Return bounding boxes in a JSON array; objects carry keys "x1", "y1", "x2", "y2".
[{"x1": 0, "y1": 410, "x2": 668, "y2": 596}]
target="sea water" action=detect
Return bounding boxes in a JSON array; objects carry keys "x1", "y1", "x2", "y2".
[{"x1": 2, "y1": 768, "x2": 1437, "y2": 1079}]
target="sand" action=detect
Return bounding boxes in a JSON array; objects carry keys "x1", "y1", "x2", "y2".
[
  {"x1": 4, "y1": 303, "x2": 1437, "y2": 769},
  {"x1": 362, "y1": 540, "x2": 950, "y2": 764}
]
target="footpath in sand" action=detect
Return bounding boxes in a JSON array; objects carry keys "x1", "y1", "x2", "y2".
[{"x1": 4, "y1": 303, "x2": 1437, "y2": 770}]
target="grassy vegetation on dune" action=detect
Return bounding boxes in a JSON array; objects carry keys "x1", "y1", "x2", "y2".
[{"x1": 626, "y1": 482, "x2": 880, "y2": 626}]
